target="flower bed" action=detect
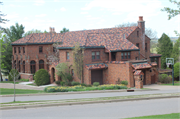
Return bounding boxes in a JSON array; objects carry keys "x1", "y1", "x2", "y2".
[{"x1": 44, "y1": 84, "x2": 127, "y2": 92}]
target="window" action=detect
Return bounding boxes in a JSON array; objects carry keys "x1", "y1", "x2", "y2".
[
  {"x1": 23, "y1": 61, "x2": 25, "y2": 73},
  {"x1": 18, "y1": 60, "x2": 21, "y2": 72},
  {"x1": 39, "y1": 46, "x2": 43, "y2": 53},
  {"x1": 14, "y1": 60, "x2": 16, "y2": 69},
  {"x1": 136, "y1": 57, "x2": 138, "y2": 60},
  {"x1": 39, "y1": 60, "x2": 44, "y2": 69},
  {"x1": 137, "y1": 31, "x2": 139, "y2": 37},
  {"x1": 66, "y1": 52, "x2": 69, "y2": 60},
  {"x1": 145, "y1": 43, "x2": 147, "y2": 52},
  {"x1": 121, "y1": 52, "x2": 131, "y2": 60},
  {"x1": 92, "y1": 51, "x2": 100, "y2": 61},
  {"x1": 136, "y1": 43, "x2": 139, "y2": 48},
  {"x1": 53, "y1": 47, "x2": 56, "y2": 53},
  {"x1": 18, "y1": 47, "x2": 21, "y2": 53},
  {"x1": 30, "y1": 60, "x2": 36, "y2": 74},
  {"x1": 14, "y1": 47, "x2": 16, "y2": 54},
  {"x1": 23, "y1": 47, "x2": 25, "y2": 54},
  {"x1": 71, "y1": 69, "x2": 74, "y2": 76}
]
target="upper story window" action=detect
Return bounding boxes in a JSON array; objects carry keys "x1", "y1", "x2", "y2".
[
  {"x1": 145, "y1": 43, "x2": 147, "y2": 52},
  {"x1": 137, "y1": 31, "x2": 139, "y2": 37},
  {"x1": 92, "y1": 51, "x2": 100, "y2": 61},
  {"x1": 18, "y1": 47, "x2": 21, "y2": 53},
  {"x1": 23, "y1": 47, "x2": 25, "y2": 54},
  {"x1": 66, "y1": 52, "x2": 69, "y2": 60},
  {"x1": 14, "y1": 47, "x2": 16, "y2": 54},
  {"x1": 39, "y1": 46, "x2": 43, "y2": 53},
  {"x1": 71, "y1": 69, "x2": 74, "y2": 76},
  {"x1": 136, "y1": 43, "x2": 139, "y2": 48},
  {"x1": 121, "y1": 52, "x2": 131, "y2": 60},
  {"x1": 53, "y1": 47, "x2": 56, "y2": 53}
]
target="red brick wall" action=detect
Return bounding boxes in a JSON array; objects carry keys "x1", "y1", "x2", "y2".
[{"x1": 20, "y1": 73, "x2": 32, "y2": 81}]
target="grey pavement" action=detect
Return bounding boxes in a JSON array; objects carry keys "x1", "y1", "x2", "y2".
[
  {"x1": 0, "y1": 84, "x2": 179, "y2": 103},
  {"x1": 1, "y1": 98, "x2": 179, "y2": 119}
]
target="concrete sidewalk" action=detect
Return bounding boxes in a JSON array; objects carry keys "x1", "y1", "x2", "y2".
[{"x1": 143, "y1": 84, "x2": 180, "y2": 90}]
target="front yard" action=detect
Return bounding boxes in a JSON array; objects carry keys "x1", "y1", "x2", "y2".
[{"x1": 161, "y1": 81, "x2": 180, "y2": 86}]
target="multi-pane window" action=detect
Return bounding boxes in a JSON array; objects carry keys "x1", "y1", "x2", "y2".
[
  {"x1": 39, "y1": 46, "x2": 43, "y2": 53},
  {"x1": 18, "y1": 60, "x2": 21, "y2": 72},
  {"x1": 14, "y1": 47, "x2": 16, "y2": 54},
  {"x1": 30, "y1": 61, "x2": 36, "y2": 74},
  {"x1": 121, "y1": 52, "x2": 131, "y2": 60},
  {"x1": 71, "y1": 69, "x2": 74, "y2": 76},
  {"x1": 53, "y1": 47, "x2": 56, "y2": 53},
  {"x1": 18, "y1": 47, "x2": 21, "y2": 53},
  {"x1": 137, "y1": 31, "x2": 139, "y2": 37},
  {"x1": 23, "y1": 47, "x2": 25, "y2": 54},
  {"x1": 92, "y1": 51, "x2": 100, "y2": 60},
  {"x1": 145, "y1": 43, "x2": 147, "y2": 52},
  {"x1": 39, "y1": 60, "x2": 44, "y2": 69},
  {"x1": 136, "y1": 43, "x2": 139, "y2": 48},
  {"x1": 66, "y1": 52, "x2": 69, "y2": 60},
  {"x1": 23, "y1": 61, "x2": 25, "y2": 73}
]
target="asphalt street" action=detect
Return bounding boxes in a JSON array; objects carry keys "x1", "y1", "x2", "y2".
[
  {"x1": 1, "y1": 98, "x2": 179, "y2": 119},
  {"x1": 0, "y1": 88, "x2": 180, "y2": 103}
]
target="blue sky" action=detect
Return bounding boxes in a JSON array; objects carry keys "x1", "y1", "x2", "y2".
[{"x1": 1, "y1": 0, "x2": 179, "y2": 38}]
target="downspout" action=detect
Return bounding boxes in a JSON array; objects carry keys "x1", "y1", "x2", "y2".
[{"x1": 139, "y1": 51, "x2": 140, "y2": 60}]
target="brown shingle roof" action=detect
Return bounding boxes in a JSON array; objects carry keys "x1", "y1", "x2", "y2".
[
  {"x1": 132, "y1": 63, "x2": 152, "y2": 70},
  {"x1": 150, "y1": 53, "x2": 162, "y2": 57},
  {"x1": 12, "y1": 26, "x2": 139, "y2": 51}
]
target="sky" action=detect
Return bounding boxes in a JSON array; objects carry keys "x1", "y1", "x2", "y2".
[{"x1": 1, "y1": 0, "x2": 179, "y2": 38}]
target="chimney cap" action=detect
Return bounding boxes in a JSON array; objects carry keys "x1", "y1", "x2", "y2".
[{"x1": 139, "y1": 16, "x2": 143, "y2": 21}]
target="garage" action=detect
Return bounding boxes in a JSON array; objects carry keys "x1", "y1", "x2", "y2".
[{"x1": 91, "y1": 70, "x2": 103, "y2": 85}]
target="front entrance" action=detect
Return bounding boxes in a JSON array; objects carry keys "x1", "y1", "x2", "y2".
[
  {"x1": 151, "y1": 74, "x2": 156, "y2": 84},
  {"x1": 91, "y1": 70, "x2": 103, "y2": 85},
  {"x1": 142, "y1": 70, "x2": 146, "y2": 85},
  {"x1": 51, "y1": 68, "x2": 55, "y2": 82}
]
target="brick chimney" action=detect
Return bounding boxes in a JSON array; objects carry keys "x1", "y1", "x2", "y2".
[
  {"x1": 49, "y1": 27, "x2": 52, "y2": 33},
  {"x1": 138, "y1": 16, "x2": 145, "y2": 57},
  {"x1": 49, "y1": 27, "x2": 56, "y2": 33}
]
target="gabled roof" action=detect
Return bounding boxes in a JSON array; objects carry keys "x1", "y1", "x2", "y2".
[
  {"x1": 12, "y1": 26, "x2": 139, "y2": 51},
  {"x1": 150, "y1": 53, "x2": 162, "y2": 57},
  {"x1": 12, "y1": 33, "x2": 63, "y2": 45},
  {"x1": 132, "y1": 63, "x2": 152, "y2": 70}
]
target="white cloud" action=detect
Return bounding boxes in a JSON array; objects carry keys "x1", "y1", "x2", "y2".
[
  {"x1": 82, "y1": 0, "x2": 162, "y2": 20},
  {"x1": 81, "y1": 12, "x2": 88, "y2": 14},
  {"x1": 60, "y1": 7, "x2": 66, "y2": 11},
  {"x1": 54, "y1": 0, "x2": 59, "y2": 2},
  {"x1": 24, "y1": 17, "x2": 28, "y2": 20},
  {"x1": 4, "y1": 13, "x2": 19, "y2": 19},
  {"x1": 35, "y1": 14, "x2": 47, "y2": 17},
  {"x1": 34, "y1": 0, "x2": 45, "y2": 6}
]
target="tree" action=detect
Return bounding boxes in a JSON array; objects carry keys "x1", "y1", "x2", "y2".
[
  {"x1": 157, "y1": 33, "x2": 173, "y2": 69},
  {"x1": 0, "y1": 31, "x2": 8, "y2": 81},
  {"x1": 72, "y1": 43, "x2": 84, "y2": 83},
  {"x1": 60, "y1": 27, "x2": 69, "y2": 33},
  {"x1": 0, "y1": 2, "x2": 9, "y2": 30},
  {"x1": 174, "y1": 62, "x2": 180, "y2": 78},
  {"x1": 23, "y1": 29, "x2": 43, "y2": 37},
  {"x1": 115, "y1": 22, "x2": 158, "y2": 40},
  {"x1": 161, "y1": 0, "x2": 180, "y2": 36},
  {"x1": 2, "y1": 23, "x2": 25, "y2": 73},
  {"x1": 171, "y1": 37, "x2": 180, "y2": 63}
]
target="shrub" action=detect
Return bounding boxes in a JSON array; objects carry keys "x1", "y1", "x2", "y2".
[
  {"x1": 71, "y1": 81, "x2": 81, "y2": 86},
  {"x1": 93, "y1": 82, "x2": 99, "y2": 87},
  {"x1": 60, "y1": 81, "x2": 65, "y2": 86},
  {"x1": 174, "y1": 62, "x2": 180, "y2": 78},
  {"x1": 8, "y1": 69, "x2": 19, "y2": 81},
  {"x1": 120, "y1": 80, "x2": 128, "y2": 86},
  {"x1": 158, "y1": 74, "x2": 171, "y2": 84},
  {"x1": 20, "y1": 79, "x2": 29, "y2": 82},
  {"x1": 55, "y1": 80, "x2": 60, "y2": 85},
  {"x1": 81, "y1": 83, "x2": 87, "y2": 87},
  {"x1": 34, "y1": 69, "x2": 50, "y2": 86},
  {"x1": 86, "y1": 84, "x2": 92, "y2": 87}
]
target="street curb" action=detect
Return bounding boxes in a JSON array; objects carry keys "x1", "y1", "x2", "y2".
[
  {"x1": 0, "y1": 89, "x2": 159, "y2": 97},
  {"x1": 0, "y1": 95, "x2": 179, "y2": 110}
]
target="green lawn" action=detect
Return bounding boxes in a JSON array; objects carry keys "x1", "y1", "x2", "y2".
[
  {"x1": 161, "y1": 81, "x2": 180, "y2": 86},
  {"x1": 0, "y1": 88, "x2": 44, "y2": 95},
  {"x1": 0, "y1": 81, "x2": 19, "y2": 84},
  {"x1": 126, "y1": 113, "x2": 180, "y2": 119}
]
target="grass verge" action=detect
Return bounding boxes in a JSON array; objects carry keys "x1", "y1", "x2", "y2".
[
  {"x1": 161, "y1": 81, "x2": 180, "y2": 86},
  {"x1": 0, "y1": 81, "x2": 19, "y2": 84},
  {"x1": 0, "y1": 92, "x2": 179, "y2": 107},
  {"x1": 0, "y1": 88, "x2": 44, "y2": 95},
  {"x1": 126, "y1": 113, "x2": 180, "y2": 119}
]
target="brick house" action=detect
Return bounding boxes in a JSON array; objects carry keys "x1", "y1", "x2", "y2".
[{"x1": 12, "y1": 16, "x2": 161, "y2": 88}]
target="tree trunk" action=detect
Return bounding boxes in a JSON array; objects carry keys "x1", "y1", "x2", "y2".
[{"x1": 0, "y1": 69, "x2": 3, "y2": 81}]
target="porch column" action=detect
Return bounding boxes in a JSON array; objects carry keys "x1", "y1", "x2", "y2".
[{"x1": 109, "y1": 51, "x2": 111, "y2": 62}]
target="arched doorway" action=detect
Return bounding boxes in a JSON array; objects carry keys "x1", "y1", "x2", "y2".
[
  {"x1": 51, "y1": 68, "x2": 55, "y2": 82},
  {"x1": 30, "y1": 60, "x2": 36, "y2": 74}
]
